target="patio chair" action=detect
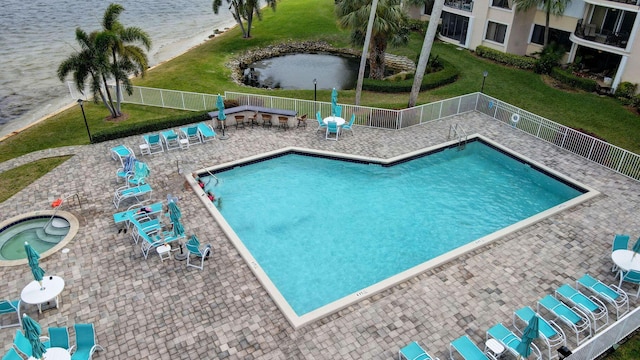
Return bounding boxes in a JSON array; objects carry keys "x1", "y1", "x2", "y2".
[
  {"x1": 278, "y1": 116, "x2": 289, "y2": 131},
  {"x1": 449, "y1": 335, "x2": 496, "y2": 360},
  {"x1": 161, "y1": 129, "x2": 181, "y2": 151},
  {"x1": 325, "y1": 121, "x2": 339, "y2": 141},
  {"x1": 486, "y1": 323, "x2": 542, "y2": 360},
  {"x1": 247, "y1": 112, "x2": 259, "y2": 127},
  {"x1": 109, "y1": 145, "x2": 133, "y2": 166},
  {"x1": 262, "y1": 114, "x2": 273, "y2": 128},
  {"x1": 180, "y1": 125, "x2": 202, "y2": 146},
  {"x1": 611, "y1": 234, "x2": 630, "y2": 272},
  {"x1": 297, "y1": 114, "x2": 308, "y2": 128},
  {"x1": 341, "y1": 114, "x2": 356, "y2": 136},
  {"x1": 513, "y1": 306, "x2": 566, "y2": 360},
  {"x1": 116, "y1": 155, "x2": 136, "y2": 183},
  {"x1": 126, "y1": 161, "x2": 150, "y2": 187},
  {"x1": 333, "y1": 105, "x2": 342, "y2": 117},
  {"x1": 13, "y1": 329, "x2": 32, "y2": 357},
  {"x1": 618, "y1": 269, "x2": 640, "y2": 298},
  {"x1": 48, "y1": 326, "x2": 73, "y2": 352},
  {"x1": 137, "y1": 225, "x2": 186, "y2": 259},
  {"x1": 576, "y1": 274, "x2": 629, "y2": 319},
  {"x1": 555, "y1": 284, "x2": 608, "y2": 332},
  {"x1": 196, "y1": 122, "x2": 217, "y2": 143},
  {"x1": 537, "y1": 295, "x2": 591, "y2": 345},
  {"x1": 129, "y1": 213, "x2": 163, "y2": 244},
  {"x1": 71, "y1": 323, "x2": 104, "y2": 360},
  {"x1": 234, "y1": 115, "x2": 245, "y2": 129},
  {"x1": 2, "y1": 348, "x2": 22, "y2": 360},
  {"x1": 143, "y1": 134, "x2": 164, "y2": 154},
  {"x1": 399, "y1": 341, "x2": 437, "y2": 360},
  {"x1": 113, "y1": 183, "x2": 153, "y2": 209},
  {"x1": 316, "y1": 111, "x2": 326, "y2": 133},
  {"x1": 185, "y1": 235, "x2": 212, "y2": 270},
  {"x1": 0, "y1": 299, "x2": 21, "y2": 329}
]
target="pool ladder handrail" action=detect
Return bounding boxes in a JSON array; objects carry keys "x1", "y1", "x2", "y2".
[
  {"x1": 42, "y1": 193, "x2": 79, "y2": 231},
  {"x1": 447, "y1": 123, "x2": 468, "y2": 150}
]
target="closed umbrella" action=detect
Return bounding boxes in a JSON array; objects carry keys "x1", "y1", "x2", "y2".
[
  {"x1": 168, "y1": 201, "x2": 181, "y2": 222},
  {"x1": 22, "y1": 314, "x2": 46, "y2": 360},
  {"x1": 216, "y1": 95, "x2": 227, "y2": 138},
  {"x1": 516, "y1": 314, "x2": 539, "y2": 358},
  {"x1": 24, "y1": 242, "x2": 45, "y2": 289},
  {"x1": 331, "y1": 88, "x2": 338, "y2": 116},
  {"x1": 632, "y1": 238, "x2": 640, "y2": 255}
]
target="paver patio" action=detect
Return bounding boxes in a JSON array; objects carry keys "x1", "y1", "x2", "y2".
[{"x1": 1, "y1": 111, "x2": 638, "y2": 359}]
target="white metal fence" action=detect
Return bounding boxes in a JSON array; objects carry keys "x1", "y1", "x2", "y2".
[{"x1": 112, "y1": 85, "x2": 640, "y2": 181}]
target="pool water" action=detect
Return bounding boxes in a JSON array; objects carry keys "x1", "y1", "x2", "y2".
[
  {"x1": 0, "y1": 217, "x2": 69, "y2": 260},
  {"x1": 205, "y1": 141, "x2": 585, "y2": 316}
]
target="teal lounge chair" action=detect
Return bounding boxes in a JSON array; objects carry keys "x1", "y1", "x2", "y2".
[
  {"x1": 325, "y1": 121, "x2": 339, "y2": 141},
  {"x1": 129, "y1": 214, "x2": 163, "y2": 245},
  {"x1": 13, "y1": 329, "x2": 32, "y2": 357},
  {"x1": 555, "y1": 284, "x2": 608, "y2": 332},
  {"x1": 127, "y1": 161, "x2": 150, "y2": 186},
  {"x1": 180, "y1": 125, "x2": 202, "y2": 146},
  {"x1": 143, "y1": 134, "x2": 164, "y2": 154},
  {"x1": 48, "y1": 326, "x2": 73, "y2": 352},
  {"x1": 513, "y1": 306, "x2": 566, "y2": 360},
  {"x1": 185, "y1": 235, "x2": 211, "y2": 270},
  {"x1": 196, "y1": 122, "x2": 217, "y2": 143},
  {"x1": 449, "y1": 335, "x2": 495, "y2": 360},
  {"x1": 611, "y1": 234, "x2": 630, "y2": 272},
  {"x1": 112, "y1": 184, "x2": 153, "y2": 209},
  {"x1": 399, "y1": 341, "x2": 437, "y2": 360},
  {"x1": 116, "y1": 155, "x2": 136, "y2": 183},
  {"x1": 316, "y1": 111, "x2": 327, "y2": 133},
  {"x1": 71, "y1": 323, "x2": 104, "y2": 360},
  {"x1": 577, "y1": 274, "x2": 629, "y2": 319},
  {"x1": 0, "y1": 299, "x2": 21, "y2": 329},
  {"x1": 137, "y1": 224, "x2": 186, "y2": 259},
  {"x1": 110, "y1": 145, "x2": 133, "y2": 165},
  {"x1": 537, "y1": 295, "x2": 591, "y2": 345},
  {"x1": 161, "y1": 129, "x2": 181, "y2": 151},
  {"x1": 486, "y1": 323, "x2": 542, "y2": 360},
  {"x1": 341, "y1": 114, "x2": 356, "y2": 136},
  {"x1": 2, "y1": 348, "x2": 22, "y2": 360}
]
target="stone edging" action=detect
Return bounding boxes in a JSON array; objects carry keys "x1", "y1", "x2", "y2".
[{"x1": 226, "y1": 41, "x2": 416, "y2": 86}]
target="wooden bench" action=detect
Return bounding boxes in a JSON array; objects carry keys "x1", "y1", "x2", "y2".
[{"x1": 208, "y1": 105, "x2": 297, "y2": 128}]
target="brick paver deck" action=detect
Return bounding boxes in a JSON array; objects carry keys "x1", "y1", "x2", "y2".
[{"x1": 1, "y1": 111, "x2": 638, "y2": 359}]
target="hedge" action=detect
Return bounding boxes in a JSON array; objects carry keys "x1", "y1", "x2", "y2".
[
  {"x1": 475, "y1": 46, "x2": 536, "y2": 70},
  {"x1": 362, "y1": 58, "x2": 459, "y2": 93},
  {"x1": 550, "y1": 68, "x2": 597, "y2": 93}
]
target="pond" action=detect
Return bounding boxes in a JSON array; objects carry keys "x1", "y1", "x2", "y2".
[{"x1": 243, "y1": 53, "x2": 360, "y2": 90}]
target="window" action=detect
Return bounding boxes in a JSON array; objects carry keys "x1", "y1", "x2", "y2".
[
  {"x1": 441, "y1": 12, "x2": 469, "y2": 45},
  {"x1": 486, "y1": 21, "x2": 507, "y2": 44},
  {"x1": 492, "y1": 0, "x2": 510, "y2": 9},
  {"x1": 530, "y1": 25, "x2": 571, "y2": 50}
]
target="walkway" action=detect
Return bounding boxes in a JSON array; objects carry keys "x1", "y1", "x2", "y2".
[{"x1": 1, "y1": 112, "x2": 638, "y2": 359}]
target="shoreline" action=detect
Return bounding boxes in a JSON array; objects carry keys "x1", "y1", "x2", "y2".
[{"x1": 0, "y1": 20, "x2": 238, "y2": 143}]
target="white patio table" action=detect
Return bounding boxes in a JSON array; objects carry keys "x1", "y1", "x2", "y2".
[
  {"x1": 611, "y1": 249, "x2": 640, "y2": 272},
  {"x1": 20, "y1": 275, "x2": 65, "y2": 313},
  {"x1": 323, "y1": 116, "x2": 345, "y2": 127},
  {"x1": 28, "y1": 347, "x2": 71, "y2": 360}
]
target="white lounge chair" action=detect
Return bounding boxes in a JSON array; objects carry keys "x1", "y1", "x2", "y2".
[
  {"x1": 180, "y1": 125, "x2": 202, "y2": 146},
  {"x1": 513, "y1": 306, "x2": 566, "y2": 360},
  {"x1": 143, "y1": 134, "x2": 164, "y2": 154},
  {"x1": 113, "y1": 184, "x2": 153, "y2": 209},
  {"x1": 161, "y1": 129, "x2": 181, "y2": 151}
]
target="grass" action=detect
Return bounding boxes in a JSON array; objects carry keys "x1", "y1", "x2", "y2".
[
  {"x1": 0, "y1": 156, "x2": 72, "y2": 203},
  {"x1": 604, "y1": 332, "x2": 640, "y2": 360}
]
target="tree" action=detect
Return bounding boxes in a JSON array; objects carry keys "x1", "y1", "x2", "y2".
[
  {"x1": 513, "y1": 0, "x2": 571, "y2": 47},
  {"x1": 336, "y1": 0, "x2": 409, "y2": 80},
  {"x1": 58, "y1": 28, "x2": 118, "y2": 118},
  {"x1": 101, "y1": 3, "x2": 152, "y2": 116},
  {"x1": 213, "y1": 0, "x2": 276, "y2": 39}
]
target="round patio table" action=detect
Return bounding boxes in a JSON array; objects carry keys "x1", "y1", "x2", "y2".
[
  {"x1": 611, "y1": 250, "x2": 640, "y2": 272},
  {"x1": 28, "y1": 347, "x2": 71, "y2": 360},
  {"x1": 323, "y1": 116, "x2": 345, "y2": 127},
  {"x1": 21, "y1": 275, "x2": 65, "y2": 313}
]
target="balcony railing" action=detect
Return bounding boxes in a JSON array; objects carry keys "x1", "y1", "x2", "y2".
[
  {"x1": 444, "y1": 0, "x2": 473, "y2": 12},
  {"x1": 574, "y1": 22, "x2": 629, "y2": 49}
]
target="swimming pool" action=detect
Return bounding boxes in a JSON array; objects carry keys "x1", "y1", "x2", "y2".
[{"x1": 194, "y1": 135, "x2": 598, "y2": 327}]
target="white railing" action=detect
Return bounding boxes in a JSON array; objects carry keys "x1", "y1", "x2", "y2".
[
  {"x1": 111, "y1": 85, "x2": 640, "y2": 181},
  {"x1": 565, "y1": 307, "x2": 640, "y2": 360}
]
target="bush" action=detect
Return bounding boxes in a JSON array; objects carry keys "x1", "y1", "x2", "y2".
[
  {"x1": 550, "y1": 68, "x2": 597, "y2": 92},
  {"x1": 407, "y1": 19, "x2": 428, "y2": 33},
  {"x1": 91, "y1": 111, "x2": 211, "y2": 143},
  {"x1": 615, "y1": 82, "x2": 638, "y2": 100},
  {"x1": 362, "y1": 58, "x2": 459, "y2": 93},
  {"x1": 533, "y1": 43, "x2": 566, "y2": 74},
  {"x1": 475, "y1": 46, "x2": 536, "y2": 70}
]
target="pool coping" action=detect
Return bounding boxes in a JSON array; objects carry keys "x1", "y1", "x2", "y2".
[
  {"x1": 0, "y1": 210, "x2": 79, "y2": 267},
  {"x1": 188, "y1": 134, "x2": 600, "y2": 328}
]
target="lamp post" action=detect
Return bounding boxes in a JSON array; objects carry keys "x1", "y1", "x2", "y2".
[
  {"x1": 77, "y1": 99, "x2": 92, "y2": 142},
  {"x1": 313, "y1": 78, "x2": 317, "y2": 102},
  {"x1": 481, "y1": 71, "x2": 488, "y2": 93}
]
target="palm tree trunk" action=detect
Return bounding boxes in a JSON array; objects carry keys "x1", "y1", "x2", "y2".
[
  {"x1": 112, "y1": 49, "x2": 123, "y2": 116},
  {"x1": 91, "y1": 72, "x2": 116, "y2": 118},
  {"x1": 544, "y1": 8, "x2": 551, "y2": 46},
  {"x1": 354, "y1": 0, "x2": 379, "y2": 106},
  {"x1": 368, "y1": 35, "x2": 386, "y2": 80},
  {"x1": 408, "y1": 0, "x2": 445, "y2": 107},
  {"x1": 101, "y1": 73, "x2": 118, "y2": 118},
  {"x1": 231, "y1": 0, "x2": 247, "y2": 38}
]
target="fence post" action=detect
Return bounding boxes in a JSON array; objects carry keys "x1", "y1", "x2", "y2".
[
  {"x1": 139, "y1": 87, "x2": 144, "y2": 104},
  {"x1": 160, "y1": 90, "x2": 164, "y2": 107},
  {"x1": 182, "y1": 92, "x2": 185, "y2": 110},
  {"x1": 616, "y1": 152, "x2": 626, "y2": 172}
]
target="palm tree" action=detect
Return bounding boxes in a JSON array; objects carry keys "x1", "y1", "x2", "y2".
[
  {"x1": 212, "y1": 0, "x2": 276, "y2": 39},
  {"x1": 336, "y1": 0, "x2": 409, "y2": 80},
  {"x1": 101, "y1": 3, "x2": 152, "y2": 116},
  {"x1": 513, "y1": 0, "x2": 571, "y2": 46},
  {"x1": 58, "y1": 28, "x2": 118, "y2": 118}
]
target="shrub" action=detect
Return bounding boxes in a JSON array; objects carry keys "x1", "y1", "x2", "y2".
[
  {"x1": 550, "y1": 68, "x2": 597, "y2": 92},
  {"x1": 615, "y1": 82, "x2": 638, "y2": 100},
  {"x1": 407, "y1": 19, "x2": 428, "y2": 33},
  {"x1": 224, "y1": 99, "x2": 240, "y2": 108},
  {"x1": 475, "y1": 46, "x2": 536, "y2": 70},
  {"x1": 362, "y1": 58, "x2": 459, "y2": 93},
  {"x1": 533, "y1": 43, "x2": 566, "y2": 74}
]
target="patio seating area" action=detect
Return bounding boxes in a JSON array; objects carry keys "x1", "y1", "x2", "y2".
[{"x1": 1, "y1": 111, "x2": 639, "y2": 359}]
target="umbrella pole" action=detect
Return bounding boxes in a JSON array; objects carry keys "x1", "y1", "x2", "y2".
[
  {"x1": 220, "y1": 120, "x2": 229, "y2": 140},
  {"x1": 174, "y1": 241, "x2": 187, "y2": 261}
]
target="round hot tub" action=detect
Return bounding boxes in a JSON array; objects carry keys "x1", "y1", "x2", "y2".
[{"x1": 0, "y1": 210, "x2": 79, "y2": 266}]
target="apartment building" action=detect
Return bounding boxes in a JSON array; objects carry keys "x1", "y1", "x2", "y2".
[{"x1": 406, "y1": 0, "x2": 640, "y2": 91}]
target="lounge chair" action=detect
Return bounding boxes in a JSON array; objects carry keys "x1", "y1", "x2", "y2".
[
  {"x1": 555, "y1": 284, "x2": 608, "y2": 332},
  {"x1": 110, "y1": 145, "x2": 133, "y2": 165},
  {"x1": 341, "y1": 114, "x2": 356, "y2": 136},
  {"x1": 48, "y1": 326, "x2": 73, "y2": 352},
  {"x1": 449, "y1": 335, "x2": 496, "y2": 360},
  {"x1": 129, "y1": 213, "x2": 163, "y2": 245},
  {"x1": 325, "y1": 121, "x2": 339, "y2": 141},
  {"x1": 161, "y1": 129, "x2": 181, "y2": 151},
  {"x1": 112, "y1": 201, "x2": 164, "y2": 228},
  {"x1": 399, "y1": 341, "x2": 437, "y2": 360},
  {"x1": 537, "y1": 294, "x2": 591, "y2": 345},
  {"x1": 137, "y1": 225, "x2": 186, "y2": 259},
  {"x1": 71, "y1": 323, "x2": 104, "y2": 360},
  {"x1": 0, "y1": 299, "x2": 21, "y2": 329},
  {"x1": 186, "y1": 235, "x2": 211, "y2": 270},
  {"x1": 13, "y1": 330, "x2": 33, "y2": 357},
  {"x1": 618, "y1": 269, "x2": 640, "y2": 298},
  {"x1": 143, "y1": 134, "x2": 164, "y2": 154},
  {"x1": 576, "y1": 274, "x2": 629, "y2": 319},
  {"x1": 126, "y1": 161, "x2": 150, "y2": 187},
  {"x1": 113, "y1": 183, "x2": 153, "y2": 209},
  {"x1": 513, "y1": 306, "x2": 566, "y2": 360},
  {"x1": 196, "y1": 122, "x2": 217, "y2": 143},
  {"x1": 611, "y1": 234, "x2": 630, "y2": 272},
  {"x1": 180, "y1": 125, "x2": 202, "y2": 146},
  {"x1": 486, "y1": 323, "x2": 542, "y2": 360},
  {"x1": 316, "y1": 111, "x2": 327, "y2": 133},
  {"x1": 2, "y1": 348, "x2": 22, "y2": 360}
]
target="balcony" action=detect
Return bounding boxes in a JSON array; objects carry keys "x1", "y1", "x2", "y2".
[
  {"x1": 574, "y1": 22, "x2": 629, "y2": 49},
  {"x1": 444, "y1": 0, "x2": 473, "y2": 12}
]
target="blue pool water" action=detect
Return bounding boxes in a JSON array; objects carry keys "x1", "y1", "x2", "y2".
[{"x1": 205, "y1": 141, "x2": 584, "y2": 316}]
